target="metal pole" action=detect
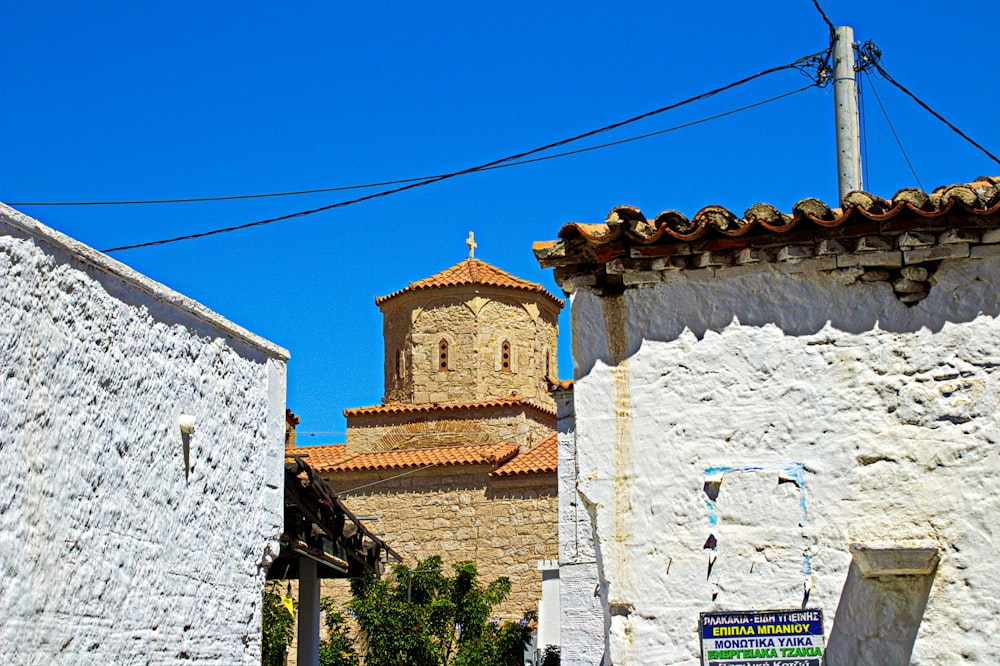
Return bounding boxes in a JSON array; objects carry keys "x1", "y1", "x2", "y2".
[
  {"x1": 834, "y1": 25, "x2": 862, "y2": 202},
  {"x1": 297, "y1": 557, "x2": 321, "y2": 666}
]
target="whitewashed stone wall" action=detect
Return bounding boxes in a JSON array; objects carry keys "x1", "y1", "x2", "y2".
[
  {"x1": 0, "y1": 205, "x2": 289, "y2": 664},
  {"x1": 555, "y1": 384, "x2": 607, "y2": 665},
  {"x1": 565, "y1": 256, "x2": 1000, "y2": 665}
]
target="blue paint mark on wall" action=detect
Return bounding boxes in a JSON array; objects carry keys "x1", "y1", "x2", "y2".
[
  {"x1": 703, "y1": 463, "x2": 811, "y2": 578},
  {"x1": 801, "y1": 548, "x2": 813, "y2": 576}
]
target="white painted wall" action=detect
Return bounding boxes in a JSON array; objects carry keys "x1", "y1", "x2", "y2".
[
  {"x1": 0, "y1": 205, "x2": 289, "y2": 664},
  {"x1": 555, "y1": 384, "x2": 607, "y2": 665},
  {"x1": 565, "y1": 257, "x2": 1000, "y2": 665},
  {"x1": 536, "y1": 559, "x2": 561, "y2": 654}
]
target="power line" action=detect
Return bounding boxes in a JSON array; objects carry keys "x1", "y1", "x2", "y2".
[
  {"x1": 863, "y1": 70, "x2": 924, "y2": 191},
  {"x1": 810, "y1": 0, "x2": 836, "y2": 35},
  {"x1": 6, "y1": 180, "x2": 428, "y2": 207},
  {"x1": 858, "y1": 73, "x2": 871, "y2": 189},
  {"x1": 12, "y1": 87, "x2": 811, "y2": 210},
  {"x1": 333, "y1": 463, "x2": 443, "y2": 494},
  {"x1": 98, "y1": 51, "x2": 829, "y2": 254},
  {"x1": 857, "y1": 41, "x2": 1000, "y2": 167},
  {"x1": 13, "y1": 87, "x2": 813, "y2": 209}
]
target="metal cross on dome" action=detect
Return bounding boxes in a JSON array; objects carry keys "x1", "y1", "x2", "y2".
[{"x1": 466, "y1": 231, "x2": 477, "y2": 259}]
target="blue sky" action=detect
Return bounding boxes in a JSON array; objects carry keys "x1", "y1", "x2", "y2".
[{"x1": 2, "y1": 1, "x2": 997, "y2": 441}]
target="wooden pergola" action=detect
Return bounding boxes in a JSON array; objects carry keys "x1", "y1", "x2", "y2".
[{"x1": 269, "y1": 456, "x2": 400, "y2": 664}]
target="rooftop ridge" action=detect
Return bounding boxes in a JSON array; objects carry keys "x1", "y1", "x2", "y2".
[
  {"x1": 286, "y1": 440, "x2": 522, "y2": 473},
  {"x1": 344, "y1": 396, "x2": 557, "y2": 418},
  {"x1": 535, "y1": 178, "x2": 1000, "y2": 307},
  {"x1": 375, "y1": 257, "x2": 564, "y2": 308}
]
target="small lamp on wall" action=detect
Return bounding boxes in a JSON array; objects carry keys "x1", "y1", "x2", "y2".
[{"x1": 179, "y1": 412, "x2": 197, "y2": 435}]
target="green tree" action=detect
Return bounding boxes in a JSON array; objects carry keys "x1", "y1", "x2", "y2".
[
  {"x1": 349, "y1": 556, "x2": 532, "y2": 666},
  {"x1": 262, "y1": 582, "x2": 296, "y2": 666},
  {"x1": 319, "y1": 598, "x2": 361, "y2": 666}
]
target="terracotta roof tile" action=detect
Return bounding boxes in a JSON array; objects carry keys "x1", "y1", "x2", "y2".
[
  {"x1": 492, "y1": 433, "x2": 558, "y2": 476},
  {"x1": 547, "y1": 377, "x2": 574, "y2": 391},
  {"x1": 535, "y1": 178, "x2": 1000, "y2": 271},
  {"x1": 288, "y1": 442, "x2": 521, "y2": 474},
  {"x1": 344, "y1": 397, "x2": 556, "y2": 418},
  {"x1": 285, "y1": 443, "x2": 347, "y2": 469},
  {"x1": 376, "y1": 258, "x2": 564, "y2": 308}
]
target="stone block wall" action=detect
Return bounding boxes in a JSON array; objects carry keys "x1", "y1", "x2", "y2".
[
  {"x1": 0, "y1": 205, "x2": 288, "y2": 664},
  {"x1": 380, "y1": 291, "x2": 558, "y2": 408},
  {"x1": 345, "y1": 405, "x2": 555, "y2": 453},
  {"x1": 319, "y1": 467, "x2": 558, "y2": 623}
]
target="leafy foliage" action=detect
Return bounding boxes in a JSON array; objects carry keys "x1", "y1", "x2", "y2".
[
  {"x1": 262, "y1": 582, "x2": 296, "y2": 666},
  {"x1": 319, "y1": 598, "x2": 361, "y2": 666},
  {"x1": 348, "y1": 556, "x2": 533, "y2": 666},
  {"x1": 539, "y1": 644, "x2": 561, "y2": 666}
]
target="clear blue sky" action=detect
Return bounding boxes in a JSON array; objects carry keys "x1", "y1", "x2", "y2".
[{"x1": 2, "y1": 1, "x2": 997, "y2": 441}]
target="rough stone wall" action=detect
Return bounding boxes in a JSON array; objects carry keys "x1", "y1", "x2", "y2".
[
  {"x1": 382, "y1": 304, "x2": 415, "y2": 404},
  {"x1": 0, "y1": 206, "x2": 288, "y2": 665},
  {"x1": 318, "y1": 467, "x2": 558, "y2": 623},
  {"x1": 567, "y1": 256, "x2": 1000, "y2": 665},
  {"x1": 346, "y1": 405, "x2": 554, "y2": 453},
  {"x1": 379, "y1": 290, "x2": 559, "y2": 408}
]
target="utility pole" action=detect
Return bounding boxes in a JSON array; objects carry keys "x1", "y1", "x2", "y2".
[{"x1": 834, "y1": 25, "x2": 862, "y2": 202}]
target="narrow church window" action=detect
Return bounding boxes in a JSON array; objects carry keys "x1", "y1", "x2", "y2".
[
  {"x1": 501, "y1": 341, "x2": 511, "y2": 372},
  {"x1": 439, "y1": 339, "x2": 449, "y2": 371},
  {"x1": 545, "y1": 351, "x2": 551, "y2": 379},
  {"x1": 395, "y1": 349, "x2": 403, "y2": 380}
]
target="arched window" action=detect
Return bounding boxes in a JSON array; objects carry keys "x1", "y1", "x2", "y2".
[
  {"x1": 501, "y1": 341, "x2": 511, "y2": 372},
  {"x1": 438, "y1": 339, "x2": 449, "y2": 371},
  {"x1": 395, "y1": 349, "x2": 404, "y2": 380}
]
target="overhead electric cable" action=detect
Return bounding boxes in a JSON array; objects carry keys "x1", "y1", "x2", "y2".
[
  {"x1": 810, "y1": 0, "x2": 836, "y2": 36},
  {"x1": 11, "y1": 86, "x2": 811, "y2": 208},
  {"x1": 863, "y1": 70, "x2": 924, "y2": 190},
  {"x1": 96, "y1": 51, "x2": 830, "y2": 253},
  {"x1": 858, "y1": 74, "x2": 871, "y2": 187},
  {"x1": 857, "y1": 41, "x2": 999, "y2": 167},
  {"x1": 7, "y1": 181, "x2": 427, "y2": 206},
  {"x1": 336, "y1": 463, "x2": 443, "y2": 494}
]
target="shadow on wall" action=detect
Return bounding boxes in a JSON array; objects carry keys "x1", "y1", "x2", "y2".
[
  {"x1": 825, "y1": 560, "x2": 937, "y2": 666},
  {"x1": 575, "y1": 258, "x2": 1000, "y2": 377}
]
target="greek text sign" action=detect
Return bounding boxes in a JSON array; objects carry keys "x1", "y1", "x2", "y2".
[{"x1": 700, "y1": 609, "x2": 824, "y2": 666}]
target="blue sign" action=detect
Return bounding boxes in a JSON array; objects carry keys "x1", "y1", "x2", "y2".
[{"x1": 700, "y1": 609, "x2": 824, "y2": 666}]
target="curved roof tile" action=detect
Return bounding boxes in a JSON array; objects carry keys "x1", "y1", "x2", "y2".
[
  {"x1": 375, "y1": 258, "x2": 564, "y2": 308},
  {"x1": 344, "y1": 396, "x2": 557, "y2": 418},
  {"x1": 545, "y1": 179, "x2": 1000, "y2": 253},
  {"x1": 491, "y1": 433, "x2": 558, "y2": 476},
  {"x1": 286, "y1": 442, "x2": 521, "y2": 474}
]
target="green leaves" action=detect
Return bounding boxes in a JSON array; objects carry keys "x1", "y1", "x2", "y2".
[
  {"x1": 261, "y1": 582, "x2": 296, "y2": 666},
  {"x1": 348, "y1": 557, "x2": 532, "y2": 666}
]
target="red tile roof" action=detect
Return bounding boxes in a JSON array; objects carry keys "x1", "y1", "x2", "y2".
[
  {"x1": 286, "y1": 441, "x2": 520, "y2": 474},
  {"x1": 286, "y1": 443, "x2": 347, "y2": 470},
  {"x1": 375, "y1": 258, "x2": 564, "y2": 308},
  {"x1": 344, "y1": 396, "x2": 556, "y2": 418},
  {"x1": 535, "y1": 178, "x2": 1000, "y2": 270},
  {"x1": 548, "y1": 377, "x2": 574, "y2": 391},
  {"x1": 491, "y1": 433, "x2": 558, "y2": 476}
]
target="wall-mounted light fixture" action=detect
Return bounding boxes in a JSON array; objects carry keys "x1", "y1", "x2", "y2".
[{"x1": 179, "y1": 413, "x2": 197, "y2": 435}]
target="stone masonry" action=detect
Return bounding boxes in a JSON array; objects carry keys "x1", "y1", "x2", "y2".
[{"x1": 319, "y1": 466, "x2": 558, "y2": 622}]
